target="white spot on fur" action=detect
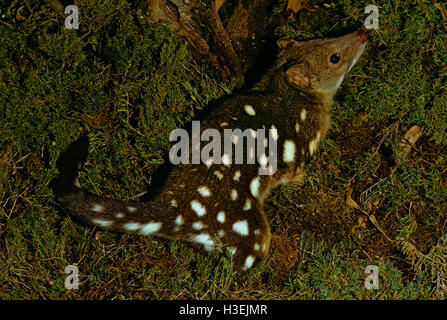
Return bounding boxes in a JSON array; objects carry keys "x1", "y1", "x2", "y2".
[
  {"x1": 228, "y1": 247, "x2": 237, "y2": 256},
  {"x1": 254, "y1": 229, "x2": 260, "y2": 236},
  {"x1": 233, "y1": 170, "x2": 241, "y2": 181},
  {"x1": 249, "y1": 147, "x2": 255, "y2": 161},
  {"x1": 244, "y1": 104, "x2": 256, "y2": 116},
  {"x1": 232, "y1": 220, "x2": 249, "y2": 236},
  {"x1": 242, "y1": 255, "x2": 255, "y2": 271},
  {"x1": 250, "y1": 129, "x2": 257, "y2": 139},
  {"x1": 231, "y1": 189, "x2": 238, "y2": 201},
  {"x1": 92, "y1": 204, "x2": 104, "y2": 213},
  {"x1": 271, "y1": 125, "x2": 278, "y2": 141},
  {"x1": 217, "y1": 211, "x2": 225, "y2": 224},
  {"x1": 192, "y1": 221, "x2": 205, "y2": 230},
  {"x1": 222, "y1": 153, "x2": 231, "y2": 166},
  {"x1": 254, "y1": 243, "x2": 260, "y2": 251},
  {"x1": 191, "y1": 200, "x2": 206, "y2": 217},
  {"x1": 127, "y1": 206, "x2": 137, "y2": 213},
  {"x1": 243, "y1": 199, "x2": 252, "y2": 211},
  {"x1": 175, "y1": 215, "x2": 184, "y2": 226},
  {"x1": 191, "y1": 233, "x2": 214, "y2": 251},
  {"x1": 140, "y1": 222, "x2": 162, "y2": 236},
  {"x1": 214, "y1": 170, "x2": 224, "y2": 180},
  {"x1": 259, "y1": 153, "x2": 268, "y2": 168},
  {"x1": 124, "y1": 222, "x2": 140, "y2": 231},
  {"x1": 170, "y1": 199, "x2": 178, "y2": 207},
  {"x1": 300, "y1": 108, "x2": 307, "y2": 121},
  {"x1": 283, "y1": 140, "x2": 296, "y2": 163},
  {"x1": 205, "y1": 158, "x2": 214, "y2": 168},
  {"x1": 295, "y1": 122, "x2": 300, "y2": 132},
  {"x1": 197, "y1": 186, "x2": 211, "y2": 197},
  {"x1": 220, "y1": 122, "x2": 228, "y2": 127},
  {"x1": 91, "y1": 219, "x2": 112, "y2": 228},
  {"x1": 115, "y1": 213, "x2": 124, "y2": 219},
  {"x1": 250, "y1": 176, "x2": 261, "y2": 197}
]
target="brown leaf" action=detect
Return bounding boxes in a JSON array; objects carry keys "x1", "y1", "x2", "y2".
[
  {"x1": 346, "y1": 187, "x2": 360, "y2": 209},
  {"x1": 287, "y1": 0, "x2": 306, "y2": 13},
  {"x1": 358, "y1": 216, "x2": 367, "y2": 228},
  {"x1": 400, "y1": 125, "x2": 423, "y2": 155},
  {"x1": 215, "y1": 0, "x2": 226, "y2": 11}
]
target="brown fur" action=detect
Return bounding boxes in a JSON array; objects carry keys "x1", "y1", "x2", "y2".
[{"x1": 54, "y1": 31, "x2": 367, "y2": 271}]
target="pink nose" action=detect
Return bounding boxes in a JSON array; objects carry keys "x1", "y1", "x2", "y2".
[{"x1": 357, "y1": 30, "x2": 367, "y2": 43}]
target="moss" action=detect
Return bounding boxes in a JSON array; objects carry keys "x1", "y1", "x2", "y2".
[{"x1": 0, "y1": 0, "x2": 445, "y2": 299}]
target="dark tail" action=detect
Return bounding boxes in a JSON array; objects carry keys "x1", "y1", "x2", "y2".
[{"x1": 50, "y1": 136, "x2": 169, "y2": 237}]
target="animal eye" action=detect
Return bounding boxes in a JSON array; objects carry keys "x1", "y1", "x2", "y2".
[{"x1": 330, "y1": 53, "x2": 340, "y2": 64}]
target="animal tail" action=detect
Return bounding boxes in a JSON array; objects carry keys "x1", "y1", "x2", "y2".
[{"x1": 50, "y1": 136, "x2": 170, "y2": 237}]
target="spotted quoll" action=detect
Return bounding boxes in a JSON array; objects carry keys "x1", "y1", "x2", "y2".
[{"x1": 52, "y1": 31, "x2": 367, "y2": 271}]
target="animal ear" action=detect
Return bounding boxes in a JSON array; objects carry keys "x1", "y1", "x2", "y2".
[
  {"x1": 277, "y1": 39, "x2": 299, "y2": 49},
  {"x1": 286, "y1": 64, "x2": 310, "y2": 88}
]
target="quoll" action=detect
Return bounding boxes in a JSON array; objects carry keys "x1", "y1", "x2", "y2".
[{"x1": 52, "y1": 30, "x2": 367, "y2": 271}]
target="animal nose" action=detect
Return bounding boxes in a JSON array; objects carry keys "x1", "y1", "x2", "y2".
[{"x1": 357, "y1": 30, "x2": 367, "y2": 43}]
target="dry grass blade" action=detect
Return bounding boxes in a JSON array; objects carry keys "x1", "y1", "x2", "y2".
[
  {"x1": 401, "y1": 233, "x2": 447, "y2": 298},
  {"x1": 346, "y1": 186, "x2": 393, "y2": 242},
  {"x1": 346, "y1": 187, "x2": 360, "y2": 209},
  {"x1": 355, "y1": 205, "x2": 393, "y2": 243},
  {"x1": 367, "y1": 213, "x2": 393, "y2": 242}
]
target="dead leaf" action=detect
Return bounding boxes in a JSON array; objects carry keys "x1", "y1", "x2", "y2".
[
  {"x1": 358, "y1": 216, "x2": 367, "y2": 228},
  {"x1": 287, "y1": 0, "x2": 306, "y2": 13},
  {"x1": 400, "y1": 125, "x2": 423, "y2": 155},
  {"x1": 346, "y1": 187, "x2": 360, "y2": 209},
  {"x1": 215, "y1": 0, "x2": 226, "y2": 11}
]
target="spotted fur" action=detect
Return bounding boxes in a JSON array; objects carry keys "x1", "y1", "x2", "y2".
[{"x1": 52, "y1": 31, "x2": 367, "y2": 271}]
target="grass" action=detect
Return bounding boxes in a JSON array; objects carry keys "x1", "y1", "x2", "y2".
[{"x1": 0, "y1": 0, "x2": 446, "y2": 299}]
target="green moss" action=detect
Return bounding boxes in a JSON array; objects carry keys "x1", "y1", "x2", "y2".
[{"x1": 0, "y1": 0, "x2": 445, "y2": 299}]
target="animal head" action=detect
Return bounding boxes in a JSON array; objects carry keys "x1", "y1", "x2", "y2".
[{"x1": 276, "y1": 31, "x2": 367, "y2": 95}]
